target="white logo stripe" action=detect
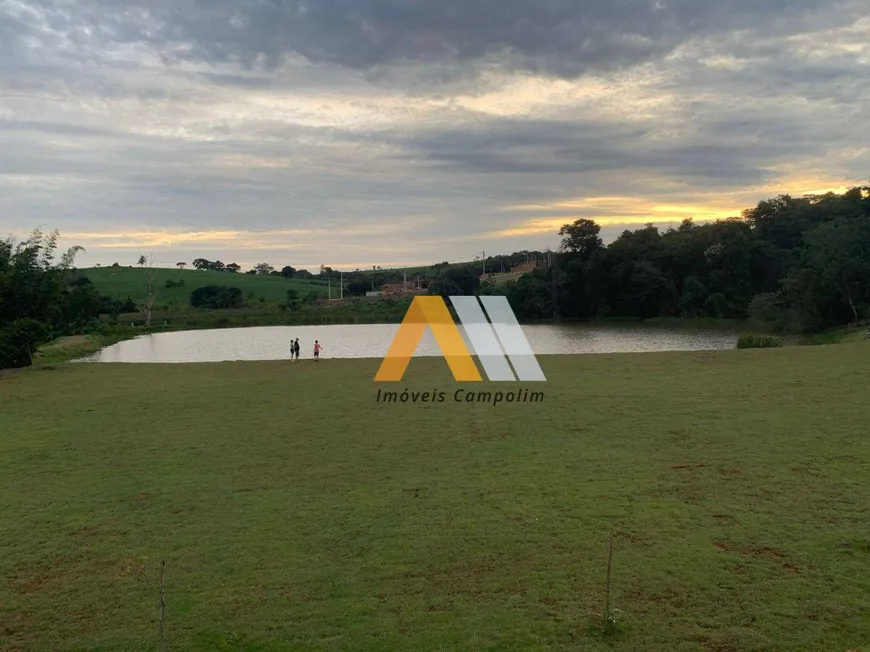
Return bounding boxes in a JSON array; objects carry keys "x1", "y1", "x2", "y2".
[
  {"x1": 449, "y1": 296, "x2": 516, "y2": 381},
  {"x1": 478, "y1": 295, "x2": 546, "y2": 381}
]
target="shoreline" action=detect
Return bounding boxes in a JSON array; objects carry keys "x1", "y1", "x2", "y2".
[{"x1": 33, "y1": 315, "x2": 864, "y2": 366}]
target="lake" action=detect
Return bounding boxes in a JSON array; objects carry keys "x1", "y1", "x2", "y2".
[{"x1": 81, "y1": 323, "x2": 739, "y2": 363}]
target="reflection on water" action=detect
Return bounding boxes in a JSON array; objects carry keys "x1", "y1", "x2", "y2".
[{"x1": 81, "y1": 323, "x2": 738, "y2": 363}]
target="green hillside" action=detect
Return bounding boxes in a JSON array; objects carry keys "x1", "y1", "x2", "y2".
[{"x1": 83, "y1": 266, "x2": 329, "y2": 306}]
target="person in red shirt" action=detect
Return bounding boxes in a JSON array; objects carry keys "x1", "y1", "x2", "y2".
[{"x1": 313, "y1": 340, "x2": 323, "y2": 361}]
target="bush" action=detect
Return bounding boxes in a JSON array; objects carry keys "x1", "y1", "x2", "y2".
[
  {"x1": 165, "y1": 279, "x2": 186, "y2": 288},
  {"x1": 0, "y1": 319, "x2": 51, "y2": 369},
  {"x1": 189, "y1": 285, "x2": 244, "y2": 309},
  {"x1": 120, "y1": 296, "x2": 138, "y2": 313},
  {"x1": 736, "y1": 333, "x2": 783, "y2": 349}
]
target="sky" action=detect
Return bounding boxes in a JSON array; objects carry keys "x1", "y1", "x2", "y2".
[{"x1": 1, "y1": 0, "x2": 868, "y2": 271}]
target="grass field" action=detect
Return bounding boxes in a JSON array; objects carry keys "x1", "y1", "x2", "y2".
[
  {"x1": 2, "y1": 346, "x2": 870, "y2": 651},
  {"x1": 83, "y1": 267, "x2": 329, "y2": 305},
  {"x1": 483, "y1": 270, "x2": 531, "y2": 285}
]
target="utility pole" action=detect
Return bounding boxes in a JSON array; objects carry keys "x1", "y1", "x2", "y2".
[
  {"x1": 340, "y1": 270, "x2": 344, "y2": 300},
  {"x1": 551, "y1": 252, "x2": 560, "y2": 322}
]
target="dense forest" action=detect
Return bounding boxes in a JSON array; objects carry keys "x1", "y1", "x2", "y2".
[
  {"x1": 2, "y1": 185, "x2": 869, "y2": 369},
  {"x1": 486, "y1": 185, "x2": 870, "y2": 332}
]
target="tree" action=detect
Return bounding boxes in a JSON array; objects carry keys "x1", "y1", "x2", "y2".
[
  {"x1": 281, "y1": 266, "x2": 296, "y2": 278},
  {"x1": 189, "y1": 286, "x2": 244, "y2": 309},
  {"x1": 802, "y1": 217, "x2": 870, "y2": 325},
  {"x1": 346, "y1": 280, "x2": 371, "y2": 296},
  {"x1": 138, "y1": 254, "x2": 158, "y2": 328},
  {"x1": 254, "y1": 262, "x2": 274, "y2": 275},
  {"x1": 559, "y1": 218, "x2": 604, "y2": 258},
  {"x1": 440, "y1": 266, "x2": 480, "y2": 296},
  {"x1": 225, "y1": 263, "x2": 241, "y2": 274},
  {"x1": 428, "y1": 278, "x2": 463, "y2": 298},
  {"x1": 60, "y1": 276, "x2": 102, "y2": 332},
  {"x1": 0, "y1": 319, "x2": 50, "y2": 368},
  {"x1": 245, "y1": 269, "x2": 257, "y2": 275},
  {"x1": 0, "y1": 228, "x2": 93, "y2": 368},
  {"x1": 176, "y1": 262, "x2": 187, "y2": 269},
  {"x1": 285, "y1": 289, "x2": 300, "y2": 311},
  {"x1": 192, "y1": 258, "x2": 210, "y2": 270},
  {"x1": 99, "y1": 295, "x2": 123, "y2": 324}
]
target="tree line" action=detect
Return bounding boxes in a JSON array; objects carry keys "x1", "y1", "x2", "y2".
[{"x1": 496, "y1": 185, "x2": 870, "y2": 332}]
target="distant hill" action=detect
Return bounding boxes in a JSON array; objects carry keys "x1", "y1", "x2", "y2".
[
  {"x1": 353, "y1": 250, "x2": 550, "y2": 280},
  {"x1": 82, "y1": 266, "x2": 330, "y2": 306},
  {"x1": 481, "y1": 269, "x2": 532, "y2": 285}
]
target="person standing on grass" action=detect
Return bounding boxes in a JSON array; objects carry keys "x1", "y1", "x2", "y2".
[
  {"x1": 294, "y1": 338, "x2": 300, "y2": 360},
  {"x1": 313, "y1": 340, "x2": 322, "y2": 361}
]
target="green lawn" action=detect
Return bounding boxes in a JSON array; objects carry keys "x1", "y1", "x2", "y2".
[
  {"x1": 83, "y1": 266, "x2": 329, "y2": 305},
  {"x1": 1, "y1": 346, "x2": 869, "y2": 651}
]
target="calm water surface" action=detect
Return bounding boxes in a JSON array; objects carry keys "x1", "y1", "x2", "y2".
[{"x1": 82, "y1": 323, "x2": 738, "y2": 363}]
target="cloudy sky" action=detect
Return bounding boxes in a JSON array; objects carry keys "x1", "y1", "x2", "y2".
[{"x1": 1, "y1": 0, "x2": 868, "y2": 271}]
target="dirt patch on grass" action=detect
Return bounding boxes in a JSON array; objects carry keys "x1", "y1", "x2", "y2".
[
  {"x1": 9, "y1": 556, "x2": 68, "y2": 594},
  {"x1": 671, "y1": 463, "x2": 709, "y2": 470},
  {"x1": 70, "y1": 517, "x2": 122, "y2": 538},
  {"x1": 713, "y1": 542, "x2": 799, "y2": 573},
  {"x1": 0, "y1": 609, "x2": 32, "y2": 638},
  {"x1": 629, "y1": 588, "x2": 683, "y2": 606},
  {"x1": 616, "y1": 531, "x2": 648, "y2": 547},
  {"x1": 744, "y1": 546, "x2": 787, "y2": 560},
  {"x1": 132, "y1": 492, "x2": 152, "y2": 509},
  {"x1": 669, "y1": 429, "x2": 690, "y2": 442},
  {"x1": 705, "y1": 644, "x2": 739, "y2": 652}
]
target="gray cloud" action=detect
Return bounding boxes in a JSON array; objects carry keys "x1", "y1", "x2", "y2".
[
  {"x1": 1, "y1": 0, "x2": 868, "y2": 268},
  {"x1": 7, "y1": 0, "x2": 867, "y2": 81}
]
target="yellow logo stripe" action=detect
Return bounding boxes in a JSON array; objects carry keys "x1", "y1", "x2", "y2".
[{"x1": 375, "y1": 296, "x2": 482, "y2": 382}]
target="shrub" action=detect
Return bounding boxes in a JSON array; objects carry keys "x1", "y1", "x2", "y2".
[
  {"x1": 0, "y1": 319, "x2": 51, "y2": 369},
  {"x1": 189, "y1": 285, "x2": 244, "y2": 309},
  {"x1": 736, "y1": 333, "x2": 783, "y2": 349},
  {"x1": 120, "y1": 296, "x2": 138, "y2": 313}
]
